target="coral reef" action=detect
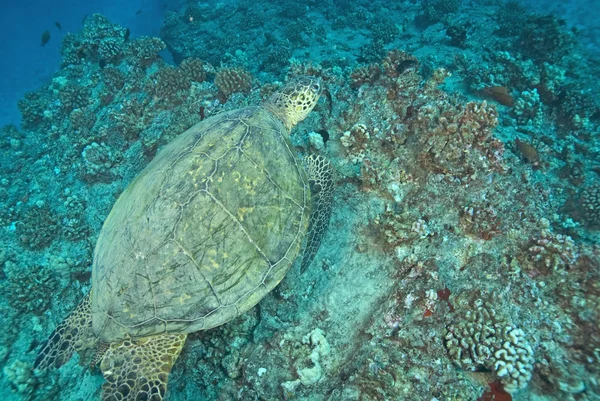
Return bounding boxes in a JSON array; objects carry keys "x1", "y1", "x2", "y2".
[{"x1": 1, "y1": 2, "x2": 599, "y2": 400}]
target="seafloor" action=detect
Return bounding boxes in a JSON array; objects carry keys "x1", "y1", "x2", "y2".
[{"x1": 0, "y1": 0, "x2": 599, "y2": 401}]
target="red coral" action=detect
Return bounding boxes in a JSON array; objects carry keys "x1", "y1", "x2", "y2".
[
  {"x1": 437, "y1": 287, "x2": 454, "y2": 312},
  {"x1": 478, "y1": 381, "x2": 512, "y2": 401}
]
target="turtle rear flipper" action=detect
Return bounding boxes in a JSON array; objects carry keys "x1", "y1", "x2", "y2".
[
  {"x1": 100, "y1": 333, "x2": 187, "y2": 401},
  {"x1": 301, "y1": 154, "x2": 334, "y2": 273},
  {"x1": 35, "y1": 293, "x2": 96, "y2": 370}
]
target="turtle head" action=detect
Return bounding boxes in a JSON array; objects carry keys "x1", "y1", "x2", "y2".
[{"x1": 265, "y1": 76, "x2": 322, "y2": 131}]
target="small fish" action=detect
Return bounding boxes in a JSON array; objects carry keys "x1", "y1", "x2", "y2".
[
  {"x1": 515, "y1": 138, "x2": 541, "y2": 167},
  {"x1": 136, "y1": 9, "x2": 143, "y2": 15},
  {"x1": 124, "y1": 28, "x2": 130, "y2": 41},
  {"x1": 82, "y1": 14, "x2": 87, "y2": 25},
  {"x1": 41, "y1": 30, "x2": 51, "y2": 46},
  {"x1": 480, "y1": 86, "x2": 514, "y2": 107},
  {"x1": 55, "y1": 21, "x2": 62, "y2": 30}
]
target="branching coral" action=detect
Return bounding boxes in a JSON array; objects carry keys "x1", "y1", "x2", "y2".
[
  {"x1": 580, "y1": 183, "x2": 600, "y2": 227},
  {"x1": 109, "y1": 98, "x2": 152, "y2": 141},
  {"x1": 80, "y1": 142, "x2": 121, "y2": 182},
  {"x1": 3, "y1": 261, "x2": 58, "y2": 314},
  {"x1": 215, "y1": 68, "x2": 253, "y2": 99},
  {"x1": 445, "y1": 300, "x2": 535, "y2": 393},
  {"x1": 101, "y1": 66, "x2": 126, "y2": 93},
  {"x1": 61, "y1": 192, "x2": 90, "y2": 242},
  {"x1": 179, "y1": 58, "x2": 208, "y2": 83},
  {"x1": 59, "y1": 84, "x2": 91, "y2": 114},
  {"x1": 60, "y1": 14, "x2": 127, "y2": 67},
  {"x1": 17, "y1": 92, "x2": 47, "y2": 130},
  {"x1": 413, "y1": 99, "x2": 503, "y2": 177},
  {"x1": 374, "y1": 207, "x2": 433, "y2": 248},
  {"x1": 459, "y1": 204, "x2": 502, "y2": 240},
  {"x1": 69, "y1": 108, "x2": 96, "y2": 134},
  {"x1": 527, "y1": 229, "x2": 578, "y2": 273},
  {"x1": 416, "y1": 0, "x2": 462, "y2": 27},
  {"x1": 349, "y1": 64, "x2": 381, "y2": 89},
  {"x1": 340, "y1": 124, "x2": 371, "y2": 164},
  {"x1": 148, "y1": 66, "x2": 192, "y2": 107},
  {"x1": 382, "y1": 50, "x2": 419, "y2": 80},
  {"x1": 126, "y1": 37, "x2": 166, "y2": 66},
  {"x1": 513, "y1": 89, "x2": 543, "y2": 126},
  {"x1": 3, "y1": 359, "x2": 38, "y2": 396},
  {"x1": 16, "y1": 202, "x2": 59, "y2": 250}
]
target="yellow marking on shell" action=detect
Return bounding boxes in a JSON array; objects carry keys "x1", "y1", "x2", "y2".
[
  {"x1": 209, "y1": 258, "x2": 220, "y2": 269},
  {"x1": 178, "y1": 293, "x2": 191, "y2": 304},
  {"x1": 242, "y1": 176, "x2": 257, "y2": 195},
  {"x1": 232, "y1": 171, "x2": 241, "y2": 182},
  {"x1": 237, "y1": 207, "x2": 254, "y2": 221},
  {"x1": 187, "y1": 157, "x2": 204, "y2": 177}
]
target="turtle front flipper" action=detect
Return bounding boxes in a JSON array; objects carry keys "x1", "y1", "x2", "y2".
[
  {"x1": 301, "y1": 154, "x2": 335, "y2": 273},
  {"x1": 100, "y1": 333, "x2": 187, "y2": 401},
  {"x1": 34, "y1": 293, "x2": 96, "y2": 370}
]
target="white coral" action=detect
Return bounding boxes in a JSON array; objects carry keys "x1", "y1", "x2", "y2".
[{"x1": 445, "y1": 304, "x2": 535, "y2": 393}]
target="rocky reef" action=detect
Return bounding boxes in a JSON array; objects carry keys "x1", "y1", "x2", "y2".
[{"x1": 0, "y1": 1, "x2": 599, "y2": 401}]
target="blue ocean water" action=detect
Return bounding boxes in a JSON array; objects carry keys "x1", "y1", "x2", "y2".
[{"x1": 0, "y1": 0, "x2": 599, "y2": 400}]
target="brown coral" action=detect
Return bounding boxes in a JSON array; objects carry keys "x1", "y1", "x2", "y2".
[
  {"x1": 149, "y1": 67, "x2": 192, "y2": 107},
  {"x1": 214, "y1": 68, "x2": 252, "y2": 99},
  {"x1": 382, "y1": 50, "x2": 419, "y2": 79},
  {"x1": 349, "y1": 64, "x2": 382, "y2": 89},
  {"x1": 126, "y1": 37, "x2": 166, "y2": 66},
  {"x1": 581, "y1": 183, "x2": 600, "y2": 227},
  {"x1": 180, "y1": 58, "x2": 208, "y2": 83},
  {"x1": 60, "y1": 84, "x2": 91, "y2": 113},
  {"x1": 340, "y1": 123, "x2": 371, "y2": 163}
]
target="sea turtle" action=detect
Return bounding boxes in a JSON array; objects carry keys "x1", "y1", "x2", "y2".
[{"x1": 34, "y1": 76, "x2": 334, "y2": 401}]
